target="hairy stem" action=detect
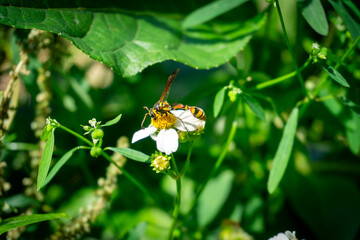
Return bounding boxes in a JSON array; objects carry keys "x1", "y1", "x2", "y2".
[
  {"x1": 253, "y1": 57, "x2": 311, "y2": 90},
  {"x1": 58, "y1": 125, "x2": 93, "y2": 146}
]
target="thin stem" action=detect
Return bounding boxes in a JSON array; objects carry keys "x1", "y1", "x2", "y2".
[
  {"x1": 58, "y1": 125, "x2": 93, "y2": 146},
  {"x1": 180, "y1": 141, "x2": 193, "y2": 176},
  {"x1": 101, "y1": 151, "x2": 158, "y2": 204},
  {"x1": 167, "y1": 158, "x2": 182, "y2": 240},
  {"x1": 335, "y1": 35, "x2": 360, "y2": 69},
  {"x1": 253, "y1": 58, "x2": 311, "y2": 90},
  {"x1": 171, "y1": 154, "x2": 179, "y2": 176},
  {"x1": 190, "y1": 100, "x2": 240, "y2": 212},
  {"x1": 275, "y1": 0, "x2": 309, "y2": 98}
]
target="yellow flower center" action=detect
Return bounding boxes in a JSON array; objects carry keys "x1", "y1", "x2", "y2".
[
  {"x1": 152, "y1": 155, "x2": 170, "y2": 171},
  {"x1": 151, "y1": 112, "x2": 176, "y2": 129}
]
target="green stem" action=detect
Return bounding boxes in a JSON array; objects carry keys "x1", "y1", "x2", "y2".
[
  {"x1": 180, "y1": 141, "x2": 193, "y2": 176},
  {"x1": 101, "y1": 151, "x2": 158, "y2": 204},
  {"x1": 167, "y1": 157, "x2": 182, "y2": 240},
  {"x1": 190, "y1": 100, "x2": 240, "y2": 212},
  {"x1": 253, "y1": 58, "x2": 311, "y2": 90},
  {"x1": 275, "y1": 0, "x2": 309, "y2": 98},
  {"x1": 58, "y1": 125, "x2": 93, "y2": 146}
]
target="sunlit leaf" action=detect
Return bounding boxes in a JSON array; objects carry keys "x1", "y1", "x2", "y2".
[
  {"x1": 322, "y1": 65, "x2": 350, "y2": 88},
  {"x1": 298, "y1": 0, "x2": 328, "y2": 36},
  {"x1": 106, "y1": 147, "x2": 150, "y2": 162},
  {"x1": 101, "y1": 113, "x2": 122, "y2": 127},
  {"x1": 183, "y1": 0, "x2": 248, "y2": 29},
  {"x1": 213, "y1": 87, "x2": 226, "y2": 118},
  {"x1": 241, "y1": 93, "x2": 266, "y2": 121},
  {"x1": 43, "y1": 147, "x2": 80, "y2": 188},
  {"x1": 0, "y1": 5, "x2": 266, "y2": 77},
  {"x1": 0, "y1": 213, "x2": 70, "y2": 234},
  {"x1": 267, "y1": 107, "x2": 299, "y2": 194},
  {"x1": 37, "y1": 129, "x2": 55, "y2": 190},
  {"x1": 197, "y1": 170, "x2": 234, "y2": 227}
]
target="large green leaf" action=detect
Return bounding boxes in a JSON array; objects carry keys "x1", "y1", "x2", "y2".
[
  {"x1": 298, "y1": 0, "x2": 328, "y2": 36},
  {"x1": 0, "y1": 213, "x2": 70, "y2": 234},
  {"x1": 0, "y1": 5, "x2": 266, "y2": 77},
  {"x1": 267, "y1": 107, "x2": 299, "y2": 194},
  {"x1": 37, "y1": 129, "x2": 55, "y2": 190}
]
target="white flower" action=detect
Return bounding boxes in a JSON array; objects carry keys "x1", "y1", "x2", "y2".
[
  {"x1": 89, "y1": 118, "x2": 97, "y2": 128},
  {"x1": 131, "y1": 110, "x2": 205, "y2": 155},
  {"x1": 268, "y1": 231, "x2": 297, "y2": 240}
]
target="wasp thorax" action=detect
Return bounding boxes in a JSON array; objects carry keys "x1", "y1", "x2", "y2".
[{"x1": 151, "y1": 111, "x2": 177, "y2": 129}]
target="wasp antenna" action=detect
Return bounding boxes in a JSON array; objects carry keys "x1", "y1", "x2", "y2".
[{"x1": 143, "y1": 106, "x2": 150, "y2": 111}]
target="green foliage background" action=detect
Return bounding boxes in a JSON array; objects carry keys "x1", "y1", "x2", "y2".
[{"x1": 0, "y1": 0, "x2": 360, "y2": 239}]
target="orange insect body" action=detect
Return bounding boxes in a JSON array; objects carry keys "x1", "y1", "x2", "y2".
[{"x1": 141, "y1": 69, "x2": 206, "y2": 129}]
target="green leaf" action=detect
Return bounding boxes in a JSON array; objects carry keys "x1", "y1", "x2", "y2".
[
  {"x1": 40, "y1": 125, "x2": 52, "y2": 141},
  {"x1": 345, "y1": 112, "x2": 360, "y2": 155},
  {"x1": 101, "y1": 113, "x2": 122, "y2": 127},
  {"x1": 125, "y1": 222, "x2": 148, "y2": 240},
  {"x1": 43, "y1": 147, "x2": 80, "y2": 188},
  {"x1": 0, "y1": 5, "x2": 265, "y2": 77},
  {"x1": 322, "y1": 65, "x2": 350, "y2": 88},
  {"x1": 241, "y1": 93, "x2": 266, "y2": 121},
  {"x1": 298, "y1": 0, "x2": 328, "y2": 36},
  {"x1": 267, "y1": 107, "x2": 299, "y2": 194},
  {"x1": 182, "y1": 0, "x2": 248, "y2": 29},
  {"x1": 339, "y1": 96, "x2": 360, "y2": 117},
  {"x1": 213, "y1": 87, "x2": 226, "y2": 118},
  {"x1": 330, "y1": 0, "x2": 360, "y2": 48},
  {"x1": 37, "y1": 129, "x2": 55, "y2": 190},
  {"x1": 0, "y1": 213, "x2": 70, "y2": 234},
  {"x1": 197, "y1": 170, "x2": 234, "y2": 227},
  {"x1": 106, "y1": 147, "x2": 150, "y2": 163}
]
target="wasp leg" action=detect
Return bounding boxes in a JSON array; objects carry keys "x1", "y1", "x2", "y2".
[{"x1": 141, "y1": 112, "x2": 149, "y2": 129}]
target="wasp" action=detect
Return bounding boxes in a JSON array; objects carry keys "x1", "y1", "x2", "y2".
[{"x1": 141, "y1": 69, "x2": 206, "y2": 129}]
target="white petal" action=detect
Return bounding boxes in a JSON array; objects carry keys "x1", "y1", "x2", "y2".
[
  {"x1": 156, "y1": 129, "x2": 179, "y2": 155},
  {"x1": 131, "y1": 125, "x2": 157, "y2": 143},
  {"x1": 268, "y1": 233, "x2": 289, "y2": 240},
  {"x1": 172, "y1": 110, "x2": 205, "y2": 132}
]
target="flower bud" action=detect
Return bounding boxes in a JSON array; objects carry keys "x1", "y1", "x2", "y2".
[
  {"x1": 91, "y1": 129, "x2": 104, "y2": 139},
  {"x1": 90, "y1": 146, "x2": 102, "y2": 158},
  {"x1": 150, "y1": 151, "x2": 171, "y2": 173}
]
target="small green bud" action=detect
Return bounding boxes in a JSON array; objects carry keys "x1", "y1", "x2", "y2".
[
  {"x1": 91, "y1": 129, "x2": 104, "y2": 139},
  {"x1": 228, "y1": 90, "x2": 238, "y2": 102},
  {"x1": 90, "y1": 146, "x2": 102, "y2": 157}
]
